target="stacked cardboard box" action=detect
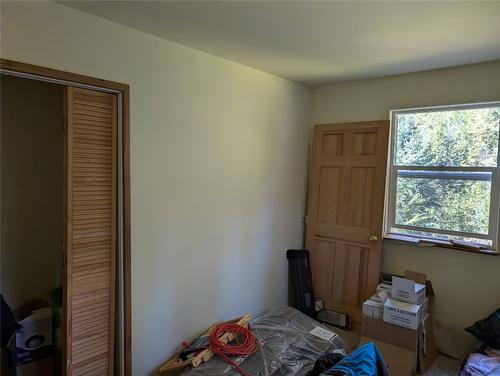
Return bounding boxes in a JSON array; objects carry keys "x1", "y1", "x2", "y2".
[
  {"x1": 360, "y1": 270, "x2": 437, "y2": 375},
  {"x1": 362, "y1": 290, "x2": 387, "y2": 320},
  {"x1": 376, "y1": 282, "x2": 392, "y2": 298},
  {"x1": 383, "y1": 275, "x2": 427, "y2": 330}
]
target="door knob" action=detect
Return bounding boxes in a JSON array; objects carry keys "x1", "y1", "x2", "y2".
[{"x1": 369, "y1": 234, "x2": 379, "y2": 242}]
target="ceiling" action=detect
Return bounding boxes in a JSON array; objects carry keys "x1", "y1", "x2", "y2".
[{"x1": 61, "y1": 1, "x2": 500, "y2": 85}]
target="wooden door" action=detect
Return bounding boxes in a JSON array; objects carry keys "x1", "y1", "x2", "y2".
[
  {"x1": 64, "y1": 87, "x2": 117, "y2": 375},
  {"x1": 306, "y1": 121, "x2": 389, "y2": 329}
]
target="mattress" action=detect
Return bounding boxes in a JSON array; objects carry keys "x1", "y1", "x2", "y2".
[{"x1": 182, "y1": 306, "x2": 347, "y2": 376}]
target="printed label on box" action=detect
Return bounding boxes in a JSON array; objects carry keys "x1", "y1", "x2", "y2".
[
  {"x1": 383, "y1": 299, "x2": 422, "y2": 330},
  {"x1": 392, "y1": 276, "x2": 426, "y2": 305}
]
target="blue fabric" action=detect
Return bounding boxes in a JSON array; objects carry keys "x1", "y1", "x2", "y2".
[{"x1": 323, "y1": 342, "x2": 383, "y2": 376}]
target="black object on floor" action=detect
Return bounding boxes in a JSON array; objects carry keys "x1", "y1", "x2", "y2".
[
  {"x1": 287, "y1": 249, "x2": 315, "y2": 318},
  {"x1": 465, "y1": 308, "x2": 500, "y2": 349},
  {"x1": 306, "y1": 353, "x2": 345, "y2": 376}
]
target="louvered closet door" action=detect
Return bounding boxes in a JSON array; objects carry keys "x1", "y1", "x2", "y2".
[{"x1": 65, "y1": 87, "x2": 116, "y2": 376}]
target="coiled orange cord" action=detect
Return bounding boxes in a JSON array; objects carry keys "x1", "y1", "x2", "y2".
[{"x1": 209, "y1": 323, "x2": 258, "y2": 376}]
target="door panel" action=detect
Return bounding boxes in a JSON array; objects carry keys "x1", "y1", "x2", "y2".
[
  {"x1": 311, "y1": 239, "x2": 335, "y2": 302},
  {"x1": 317, "y1": 167, "x2": 341, "y2": 224},
  {"x1": 349, "y1": 167, "x2": 375, "y2": 227},
  {"x1": 65, "y1": 87, "x2": 116, "y2": 375},
  {"x1": 306, "y1": 121, "x2": 389, "y2": 329}
]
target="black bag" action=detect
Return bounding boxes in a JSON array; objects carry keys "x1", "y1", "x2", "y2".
[
  {"x1": 1, "y1": 295, "x2": 18, "y2": 376},
  {"x1": 306, "y1": 353, "x2": 345, "y2": 376},
  {"x1": 287, "y1": 249, "x2": 315, "y2": 318},
  {"x1": 465, "y1": 308, "x2": 500, "y2": 349}
]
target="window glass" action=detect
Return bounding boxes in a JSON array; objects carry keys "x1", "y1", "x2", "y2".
[
  {"x1": 395, "y1": 107, "x2": 500, "y2": 167},
  {"x1": 395, "y1": 173, "x2": 491, "y2": 235}
]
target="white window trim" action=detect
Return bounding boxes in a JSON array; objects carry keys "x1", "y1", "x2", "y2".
[{"x1": 383, "y1": 101, "x2": 500, "y2": 250}]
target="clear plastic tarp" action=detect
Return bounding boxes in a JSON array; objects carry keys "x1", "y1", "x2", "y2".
[{"x1": 182, "y1": 306, "x2": 347, "y2": 376}]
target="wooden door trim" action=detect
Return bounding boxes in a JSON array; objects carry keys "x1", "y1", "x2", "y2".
[
  {"x1": 0, "y1": 58, "x2": 128, "y2": 92},
  {"x1": 1, "y1": 59, "x2": 132, "y2": 376}
]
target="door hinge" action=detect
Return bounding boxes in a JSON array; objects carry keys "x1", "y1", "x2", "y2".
[{"x1": 304, "y1": 216, "x2": 309, "y2": 224}]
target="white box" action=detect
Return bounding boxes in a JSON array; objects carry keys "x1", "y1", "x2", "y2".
[
  {"x1": 376, "y1": 282, "x2": 392, "y2": 298},
  {"x1": 370, "y1": 290, "x2": 389, "y2": 304},
  {"x1": 383, "y1": 298, "x2": 423, "y2": 330},
  {"x1": 15, "y1": 307, "x2": 53, "y2": 366},
  {"x1": 392, "y1": 276, "x2": 426, "y2": 304},
  {"x1": 362, "y1": 291, "x2": 388, "y2": 319},
  {"x1": 363, "y1": 299, "x2": 384, "y2": 319}
]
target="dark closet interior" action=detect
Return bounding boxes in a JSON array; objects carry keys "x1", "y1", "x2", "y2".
[{"x1": 1, "y1": 75, "x2": 64, "y2": 375}]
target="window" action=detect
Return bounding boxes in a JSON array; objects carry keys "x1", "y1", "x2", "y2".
[{"x1": 384, "y1": 103, "x2": 500, "y2": 250}]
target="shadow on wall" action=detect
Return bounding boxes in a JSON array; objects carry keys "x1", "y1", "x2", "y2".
[
  {"x1": 137, "y1": 129, "x2": 309, "y2": 376},
  {"x1": 382, "y1": 241, "x2": 500, "y2": 329}
]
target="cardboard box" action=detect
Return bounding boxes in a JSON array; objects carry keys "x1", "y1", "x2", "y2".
[
  {"x1": 362, "y1": 314, "x2": 437, "y2": 374},
  {"x1": 422, "y1": 297, "x2": 428, "y2": 316},
  {"x1": 359, "y1": 337, "x2": 414, "y2": 376},
  {"x1": 362, "y1": 299, "x2": 384, "y2": 319},
  {"x1": 376, "y1": 282, "x2": 392, "y2": 298},
  {"x1": 383, "y1": 298, "x2": 424, "y2": 330},
  {"x1": 392, "y1": 276, "x2": 426, "y2": 305},
  {"x1": 381, "y1": 270, "x2": 435, "y2": 312},
  {"x1": 15, "y1": 306, "x2": 53, "y2": 366},
  {"x1": 362, "y1": 291, "x2": 388, "y2": 320},
  {"x1": 370, "y1": 290, "x2": 389, "y2": 304}
]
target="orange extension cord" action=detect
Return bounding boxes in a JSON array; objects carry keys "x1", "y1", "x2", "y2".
[{"x1": 209, "y1": 323, "x2": 259, "y2": 376}]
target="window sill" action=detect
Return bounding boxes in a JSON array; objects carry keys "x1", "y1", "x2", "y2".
[{"x1": 383, "y1": 234, "x2": 499, "y2": 256}]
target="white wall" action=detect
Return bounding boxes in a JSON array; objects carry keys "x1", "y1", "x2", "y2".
[
  {"x1": 312, "y1": 61, "x2": 500, "y2": 328},
  {"x1": 1, "y1": 2, "x2": 311, "y2": 375},
  {"x1": 4, "y1": 0, "x2": 498, "y2": 369},
  {"x1": 1, "y1": 76, "x2": 63, "y2": 308}
]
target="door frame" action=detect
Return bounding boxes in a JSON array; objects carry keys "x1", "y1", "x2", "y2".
[{"x1": 0, "y1": 58, "x2": 132, "y2": 376}]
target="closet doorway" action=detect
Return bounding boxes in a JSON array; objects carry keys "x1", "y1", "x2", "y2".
[{"x1": 0, "y1": 59, "x2": 131, "y2": 376}]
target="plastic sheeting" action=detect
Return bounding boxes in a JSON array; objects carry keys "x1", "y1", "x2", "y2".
[
  {"x1": 182, "y1": 306, "x2": 347, "y2": 376},
  {"x1": 459, "y1": 352, "x2": 500, "y2": 375}
]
